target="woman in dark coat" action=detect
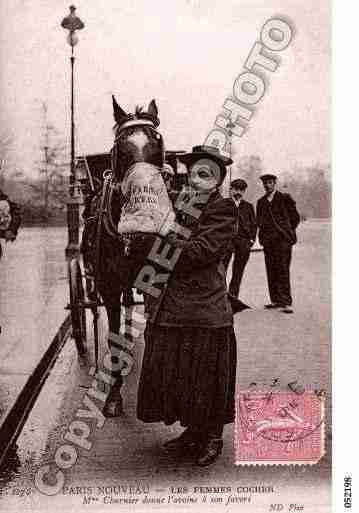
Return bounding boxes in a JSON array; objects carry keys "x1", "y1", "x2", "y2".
[{"x1": 137, "y1": 146, "x2": 237, "y2": 466}]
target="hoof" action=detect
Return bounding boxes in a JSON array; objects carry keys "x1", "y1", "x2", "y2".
[{"x1": 103, "y1": 397, "x2": 124, "y2": 417}]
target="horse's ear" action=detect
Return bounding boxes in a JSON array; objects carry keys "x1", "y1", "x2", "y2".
[
  {"x1": 147, "y1": 99, "x2": 158, "y2": 119},
  {"x1": 112, "y1": 95, "x2": 128, "y2": 124}
]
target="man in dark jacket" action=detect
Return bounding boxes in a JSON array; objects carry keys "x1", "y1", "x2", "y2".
[
  {"x1": 223, "y1": 179, "x2": 256, "y2": 299},
  {"x1": 256, "y1": 174, "x2": 300, "y2": 313},
  {"x1": 0, "y1": 189, "x2": 21, "y2": 259}
]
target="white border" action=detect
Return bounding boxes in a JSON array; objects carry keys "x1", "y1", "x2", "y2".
[{"x1": 333, "y1": 1, "x2": 359, "y2": 511}]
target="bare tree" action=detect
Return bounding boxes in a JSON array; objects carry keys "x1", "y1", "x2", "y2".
[
  {"x1": 281, "y1": 164, "x2": 331, "y2": 219},
  {"x1": 31, "y1": 103, "x2": 68, "y2": 221},
  {"x1": 233, "y1": 155, "x2": 331, "y2": 218},
  {"x1": 233, "y1": 155, "x2": 264, "y2": 203},
  {"x1": 0, "y1": 132, "x2": 14, "y2": 189}
]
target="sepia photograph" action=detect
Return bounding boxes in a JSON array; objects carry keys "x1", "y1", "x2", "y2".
[{"x1": 0, "y1": 1, "x2": 331, "y2": 511}]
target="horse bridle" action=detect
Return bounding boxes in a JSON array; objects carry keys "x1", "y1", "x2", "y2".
[
  {"x1": 113, "y1": 118, "x2": 158, "y2": 142},
  {"x1": 101, "y1": 119, "x2": 164, "y2": 243},
  {"x1": 111, "y1": 118, "x2": 163, "y2": 182}
]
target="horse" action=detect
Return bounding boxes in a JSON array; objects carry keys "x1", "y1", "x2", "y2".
[{"x1": 81, "y1": 96, "x2": 173, "y2": 416}]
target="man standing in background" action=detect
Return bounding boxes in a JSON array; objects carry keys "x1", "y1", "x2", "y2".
[
  {"x1": 224, "y1": 179, "x2": 257, "y2": 300},
  {"x1": 256, "y1": 174, "x2": 300, "y2": 314}
]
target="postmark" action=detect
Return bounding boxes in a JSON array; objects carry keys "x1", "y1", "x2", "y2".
[{"x1": 235, "y1": 391, "x2": 325, "y2": 465}]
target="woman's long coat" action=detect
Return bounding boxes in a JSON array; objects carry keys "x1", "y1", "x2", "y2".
[
  {"x1": 147, "y1": 190, "x2": 236, "y2": 327},
  {"x1": 137, "y1": 189, "x2": 238, "y2": 428}
]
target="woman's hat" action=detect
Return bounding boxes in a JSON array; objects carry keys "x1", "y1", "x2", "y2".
[
  {"x1": 179, "y1": 146, "x2": 232, "y2": 185},
  {"x1": 178, "y1": 145, "x2": 233, "y2": 167}
]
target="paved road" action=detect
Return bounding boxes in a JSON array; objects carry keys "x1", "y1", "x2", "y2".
[
  {"x1": 0, "y1": 220, "x2": 331, "y2": 512},
  {"x1": 0, "y1": 227, "x2": 68, "y2": 425}
]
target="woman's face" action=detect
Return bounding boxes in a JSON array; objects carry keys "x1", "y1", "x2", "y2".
[{"x1": 188, "y1": 158, "x2": 221, "y2": 192}]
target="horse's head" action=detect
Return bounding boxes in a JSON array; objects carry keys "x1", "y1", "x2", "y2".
[
  {"x1": 110, "y1": 96, "x2": 174, "y2": 235},
  {"x1": 111, "y1": 96, "x2": 164, "y2": 182}
]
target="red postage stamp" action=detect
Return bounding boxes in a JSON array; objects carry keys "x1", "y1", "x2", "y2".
[{"x1": 235, "y1": 391, "x2": 325, "y2": 465}]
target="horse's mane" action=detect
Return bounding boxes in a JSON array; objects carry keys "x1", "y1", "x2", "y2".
[{"x1": 113, "y1": 105, "x2": 159, "y2": 132}]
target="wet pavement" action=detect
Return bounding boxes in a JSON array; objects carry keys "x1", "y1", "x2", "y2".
[
  {"x1": 0, "y1": 227, "x2": 68, "y2": 426},
  {"x1": 0, "y1": 221, "x2": 331, "y2": 512}
]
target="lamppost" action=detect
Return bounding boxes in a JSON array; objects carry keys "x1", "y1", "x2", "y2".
[
  {"x1": 226, "y1": 120, "x2": 235, "y2": 196},
  {"x1": 61, "y1": 5, "x2": 85, "y2": 258}
]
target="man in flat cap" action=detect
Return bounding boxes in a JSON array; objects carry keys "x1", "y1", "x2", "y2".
[
  {"x1": 223, "y1": 179, "x2": 257, "y2": 300},
  {"x1": 256, "y1": 174, "x2": 300, "y2": 313}
]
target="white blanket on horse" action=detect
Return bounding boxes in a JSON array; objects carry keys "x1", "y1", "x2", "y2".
[{"x1": 118, "y1": 162, "x2": 175, "y2": 235}]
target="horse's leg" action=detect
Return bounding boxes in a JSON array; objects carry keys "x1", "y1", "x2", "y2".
[{"x1": 103, "y1": 302, "x2": 124, "y2": 417}]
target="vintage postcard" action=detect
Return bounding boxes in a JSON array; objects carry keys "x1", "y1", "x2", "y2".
[{"x1": 0, "y1": 1, "x2": 332, "y2": 512}]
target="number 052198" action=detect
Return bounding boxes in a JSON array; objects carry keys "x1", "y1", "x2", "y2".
[{"x1": 344, "y1": 476, "x2": 352, "y2": 508}]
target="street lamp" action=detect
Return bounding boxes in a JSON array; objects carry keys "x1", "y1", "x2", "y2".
[
  {"x1": 61, "y1": 5, "x2": 85, "y2": 258},
  {"x1": 226, "y1": 120, "x2": 235, "y2": 195}
]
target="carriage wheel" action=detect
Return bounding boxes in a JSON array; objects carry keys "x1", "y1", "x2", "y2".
[{"x1": 68, "y1": 258, "x2": 87, "y2": 355}]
